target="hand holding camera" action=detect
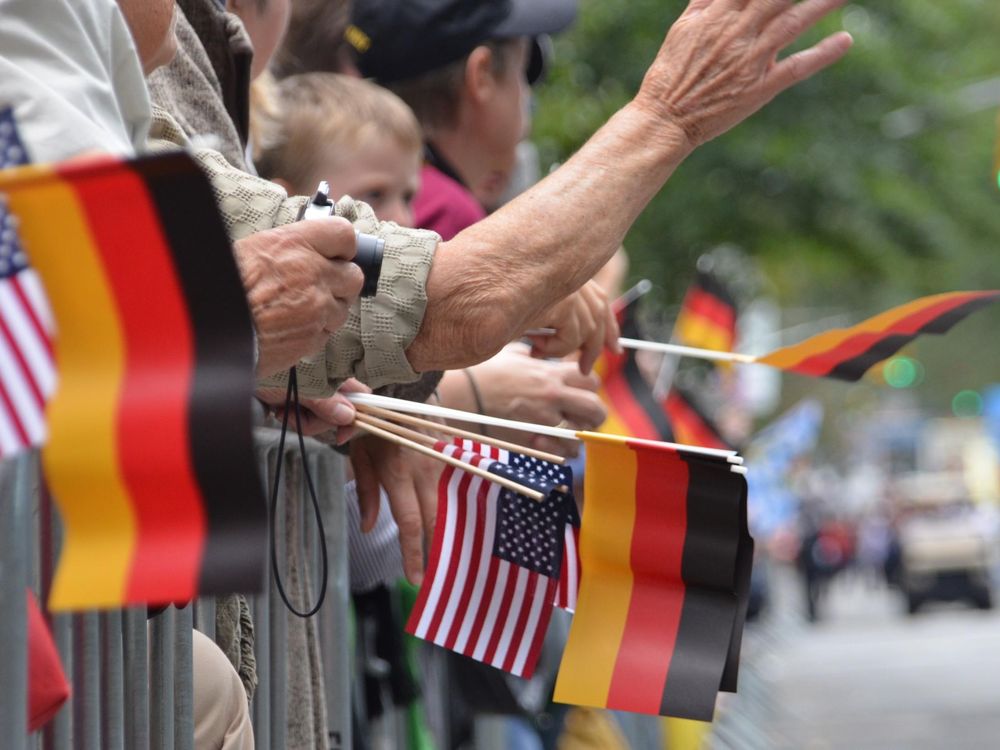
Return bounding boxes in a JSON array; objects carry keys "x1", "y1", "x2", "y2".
[{"x1": 302, "y1": 181, "x2": 384, "y2": 298}]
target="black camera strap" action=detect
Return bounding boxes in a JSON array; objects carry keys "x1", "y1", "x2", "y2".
[{"x1": 269, "y1": 367, "x2": 329, "y2": 618}]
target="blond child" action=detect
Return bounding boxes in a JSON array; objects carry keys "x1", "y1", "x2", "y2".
[
  {"x1": 253, "y1": 69, "x2": 605, "y2": 453},
  {"x1": 253, "y1": 72, "x2": 422, "y2": 227}
]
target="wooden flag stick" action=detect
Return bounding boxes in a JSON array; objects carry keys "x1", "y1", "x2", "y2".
[
  {"x1": 357, "y1": 412, "x2": 570, "y2": 495},
  {"x1": 347, "y1": 393, "x2": 742, "y2": 462},
  {"x1": 355, "y1": 412, "x2": 439, "y2": 448},
  {"x1": 352, "y1": 417, "x2": 545, "y2": 501},
  {"x1": 355, "y1": 402, "x2": 567, "y2": 465},
  {"x1": 349, "y1": 393, "x2": 578, "y2": 439}
]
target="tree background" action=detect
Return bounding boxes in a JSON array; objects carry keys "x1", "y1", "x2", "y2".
[{"x1": 532, "y1": 0, "x2": 1000, "y2": 420}]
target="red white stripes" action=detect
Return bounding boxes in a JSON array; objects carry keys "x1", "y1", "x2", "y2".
[
  {"x1": 406, "y1": 441, "x2": 557, "y2": 678},
  {"x1": 0, "y1": 267, "x2": 55, "y2": 457},
  {"x1": 554, "y1": 524, "x2": 580, "y2": 613}
]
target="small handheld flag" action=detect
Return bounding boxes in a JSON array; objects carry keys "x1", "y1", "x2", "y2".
[
  {"x1": 620, "y1": 290, "x2": 1000, "y2": 382},
  {"x1": 554, "y1": 432, "x2": 752, "y2": 721},
  {"x1": 595, "y1": 300, "x2": 673, "y2": 441},
  {"x1": 0, "y1": 108, "x2": 55, "y2": 459},
  {"x1": 756, "y1": 290, "x2": 1000, "y2": 380},
  {"x1": 406, "y1": 440, "x2": 576, "y2": 678},
  {"x1": 662, "y1": 386, "x2": 731, "y2": 451},
  {"x1": 673, "y1": 269, "x2": 737, "y2": 355},
  {"x1": 0, "y1": 151, "x2": 267, "y2": 610}
]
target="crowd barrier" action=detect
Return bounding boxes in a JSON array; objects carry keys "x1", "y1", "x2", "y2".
[{"x1": 0, "y1": 428, "x2": 351, "y2": 750}]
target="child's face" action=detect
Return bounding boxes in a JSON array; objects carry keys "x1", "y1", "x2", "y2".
[{"x1": 311, "y1": 137, "x2": 421, "y2": 228}]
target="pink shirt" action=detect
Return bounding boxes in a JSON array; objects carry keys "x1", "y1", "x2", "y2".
[{"x1": 413, "y1": 163, "x2": 485, "y2": 240}]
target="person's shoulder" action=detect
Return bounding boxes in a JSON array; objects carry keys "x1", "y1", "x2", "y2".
[{"x1": 413, "y1": 164, "x2": 485, "y2": 240}]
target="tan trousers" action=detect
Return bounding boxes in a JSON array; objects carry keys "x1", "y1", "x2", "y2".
[{"x1": 193, "y1": 629, "x2": 255, "y2": 750}]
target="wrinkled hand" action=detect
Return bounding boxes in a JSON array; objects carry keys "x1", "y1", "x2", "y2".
[
  {"x1": 635, "y1": 0, "x2": 853, "y2": 148},
  {"x1": 526, "y1": 280, "x2": 619, "y2": 375},
  {"x1": 234, "y1": 217, "x2": 364, "y2": 379},
  {"x1": 350, "y1": 432, "x2": 443, "y2": 586},
  {"x1": 259, "y1": 378, "x2": 370, "y2": 442}
]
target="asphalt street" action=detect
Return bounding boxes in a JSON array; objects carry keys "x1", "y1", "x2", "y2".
[{"x1": 710, "y1": 566, "x2": 1000, "y2": 750}]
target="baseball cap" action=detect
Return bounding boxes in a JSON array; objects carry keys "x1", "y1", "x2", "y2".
[{"x1": 348, "y1": 0, "x2": 577, "y2": 86}]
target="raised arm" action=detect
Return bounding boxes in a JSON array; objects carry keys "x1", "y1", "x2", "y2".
[{"x1": 407, "y1": 0, "x2": 851, "y2": 370}]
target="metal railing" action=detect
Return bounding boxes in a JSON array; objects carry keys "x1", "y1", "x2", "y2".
[{"x1": 0, "y1": 428, "x2": 350, "y2": 749}]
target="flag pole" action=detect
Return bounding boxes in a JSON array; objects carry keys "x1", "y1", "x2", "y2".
[
  {"x1": 346, "y1": 393, "x2": 743, "y2": 463},
  {"x1": 352, "y1": 417, "x2": 545, "y2": 501},
  {"x1": 355, "y1": 412, "x2": 570, "y2": 496},
  {"x1": 355, "y1": 402, "x2": 567, "y2": 464},
  {"x1": 522, "y1": 330, "x2": 755, "y2": 366},
  {"x1": 614, "y1": 278, "x2": 653, "y2": 311},
  {"x1": 617, "y1": 337, "x2": 756, "y2": 364},
  {"x1": 524, "y1": 279, "x2": 654, "y2": 338}
]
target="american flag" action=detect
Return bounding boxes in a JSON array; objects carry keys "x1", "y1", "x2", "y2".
[
  {"x1": 465, "y1": 438, "x2": 582, "y2": 612},
  {"x1": 0, "y1": 108, "x2": 55, "y2": 458},
  {"x1": 555, "y1": 523, "x2": 580, "y2": 613},
  {"x1": 406, "y1": 440, "x2": 576, "y2": 678}
]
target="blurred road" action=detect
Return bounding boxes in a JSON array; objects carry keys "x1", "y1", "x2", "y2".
[{"x1": 711, "y1": 565, "x2": 1000, "y2": 750}]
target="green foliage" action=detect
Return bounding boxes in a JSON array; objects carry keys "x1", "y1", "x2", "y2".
[{"x1": 533, "y1": 0, "x2": 1000, "y2": 410}]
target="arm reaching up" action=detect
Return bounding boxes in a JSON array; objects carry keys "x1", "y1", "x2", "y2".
[{"x1": 406, "y1": 0, "x2": 851, "y2": 371}]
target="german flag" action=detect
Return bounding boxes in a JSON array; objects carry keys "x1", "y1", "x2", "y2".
[
  {"x1": 673, "y1": 271, "x2": 737, "y2": 354},
  {"x1": 0, "y1": 152, "x2": 266, "y2": 610},
  {"x1": 595, "y1": 302, "x2": 673, "y2": 441},
  {"x1": 757, "y1": 291, "x2": 1000, "y2": 381},
  {"x1": 554, "y1": 433, "x2": 749, "y2": 721},
  {"x1": 662, "y1": 386, "x2": 731, "y2": 451}
]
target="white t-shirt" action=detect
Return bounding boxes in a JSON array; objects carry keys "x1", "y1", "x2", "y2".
[{"x1": 0, "y1": 0, "x2": 151, "y2": 161}]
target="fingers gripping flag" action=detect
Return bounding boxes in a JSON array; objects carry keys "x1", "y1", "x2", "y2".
[
  {"x1": 406, "y1": 440, "x2": 577, "y2": 678},
  {"x1": 0, "y1": 108, "x2": 55, "y2": 458}
]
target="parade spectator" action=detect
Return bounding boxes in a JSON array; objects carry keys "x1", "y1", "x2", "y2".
[
  {"x1": 254, "y1": 73, "x2": 423, "y2": 228},
  {"x1": 351, "y1": 0, "x2": 577, "y2": 229},
  {"x1": 231, "y1": 0, "x2": 853, "y2": 574},
  {"x1": 0, "y1": 0, "x2": 150, "y2": 161},
  {"x1": 345, "y1": 0, "x2": 609, "y2": 456},
  {"x1": 253, "y1": 72, "x2": 608, "y2": 443},
  {"x1": 3, "y1": 0, "x2": 853, "y2": 657},
  {"x1": 272, "y1": 0, "x2": 358, "y2": 79}
]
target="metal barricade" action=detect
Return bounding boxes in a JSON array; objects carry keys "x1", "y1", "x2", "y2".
[
  {"x1": 0, "y1": 429, "x2": 351, "y2": 750},
  {"x1": 250, "y1": 428, "x2": 350, "y2": 750},
  {"x1": 0, "y1": 453, "x2": 32, "y2": 749}
]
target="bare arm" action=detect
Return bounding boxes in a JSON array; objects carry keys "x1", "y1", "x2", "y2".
[{"x1": 407, "y1": 0, "x2": 852, "y2": 371}]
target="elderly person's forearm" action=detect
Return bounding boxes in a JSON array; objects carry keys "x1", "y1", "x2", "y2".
[
  {"x1": 407, "y1": 0, "x2": 852, "y2": 372},
  {"x1": 407, "y1": 105, "x2": 690, "y2": 370}
]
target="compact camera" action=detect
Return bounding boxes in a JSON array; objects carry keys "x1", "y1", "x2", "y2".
[{"x1": 302, "y1": 181, "x2": 384, "y2": 298}]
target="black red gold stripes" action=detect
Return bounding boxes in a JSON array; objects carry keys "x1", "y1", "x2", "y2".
[
  {"x1": 0, "y1": 153, "x2": 266, "y2": 609},
  {"x1": 138, "y1": 155, "x2": 266, "y2": 594},
  {"x1": 554, "y1": 433, "x2": 749, "y2": 721},
  {"x1": 662, "y1": 386, "x2": 731, "y2": 451},
  {"x1": 595, "y1": 302, "x2": 673, "y2": 440},
  {"x1": 673, "y1": 270, "x2": 737, "y2": 353},
  {"x1": 758, "y1": 291, "x2": 1000, "y2": 381}
]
